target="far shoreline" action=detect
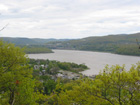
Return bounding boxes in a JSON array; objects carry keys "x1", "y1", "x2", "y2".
[{"x1": 50, "y1": 49, "x2": 140, "y2": 57}]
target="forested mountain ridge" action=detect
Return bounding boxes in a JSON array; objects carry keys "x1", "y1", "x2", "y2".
[
  {"x1": 1, "y1": 33, "x2": 139, "y2": 46},
  {"x1": 0, "y1": 37, "x2": 38, "y2": 45},
  {"x1": 46, "y1": 33, "x2": 140, "y2": 56},
  {"x1": 0, "y1": 37, "x2": 55, "y2": 53},
  {"x1": 1, "y1": 32, "x2": 140, "y2": 55},
  {"x1": 0, "y1": 37, "x2": 70, "y2": 53},
  {"x1": 0, "y1": 37, "x2": 71, "y2": 45}
]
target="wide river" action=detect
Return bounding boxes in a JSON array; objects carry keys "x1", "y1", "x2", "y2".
[{"x1": 28, "y1": 50, "x2": 140, "y2": 76}]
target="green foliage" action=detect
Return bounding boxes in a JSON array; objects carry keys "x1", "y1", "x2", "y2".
[
  {"x1": 0, "y1": 41, "x2": 36, "y2": 105},
  {"x1": 44, "y1": 79, "x2": 57, "y2": 95},
  {"x1": 1, "y1": 37, "x2": 140, "y2": 104},
  {"x1": 47, "y1": 63, "x2": 140, "y2": 105},
  {"x1": 30, "y1": 59, "x2": 88, "y2": 98},
  {"x1": 116, "y1": 44, "x2": 140, "y2": 56}
]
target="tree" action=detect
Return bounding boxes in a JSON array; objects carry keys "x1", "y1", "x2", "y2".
[
  {"x1": 47, "y1": 64, "x2": 140, "y2": 105},
  {"x1": 0, "y1": 40, "x2": 36, "y2": 105},
  {"x1": 44, "y1": 79, "x2": 57, "y2": 95}
]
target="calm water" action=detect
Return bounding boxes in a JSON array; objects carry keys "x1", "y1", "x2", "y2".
[{"x1": 28, "y1": 50, "x2": 140, "y2": 76}]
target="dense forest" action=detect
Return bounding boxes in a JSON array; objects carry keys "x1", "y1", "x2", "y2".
[
  {"x1": 1, "y1": 40, "x2": 140, "y2": 105},
  {"x1": 46, "y1": 33, "x2": 140, "y2": 56}
]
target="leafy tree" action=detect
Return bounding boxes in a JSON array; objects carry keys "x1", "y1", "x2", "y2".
[
  {"x1": 44, "y1": 79, "x2": 57, "y2": 95},
  {"x1": 0, "y1": 41, "x2": 36, "y2": 105},
  {"x1": 47, "y1": 63, "x2": 140, "y2": 105}
]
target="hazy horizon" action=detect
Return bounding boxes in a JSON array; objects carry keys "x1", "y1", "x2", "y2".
[{"x1": 0, "y1": 31, "x2": 138, "y2": 39}]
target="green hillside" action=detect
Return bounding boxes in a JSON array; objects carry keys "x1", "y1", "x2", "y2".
[
  {"x1": 0, "y1": 37, "x2": 71, "y2": 45},
  {"x1": 1, "y1": 32, "x2": 140, "y2": 55},
  {"x1": 0, "y1": 37, "x2": 70, "y2": 54},
  {"x1": 0, "y1": 38, "x2": 54, "y2": 54},
  {"x1": 0, "y1": 37, "x2": 38, "y2": 45},
  {"x1": 46, "y1": 33, "x2": 140, "y2": 56},
  {"x1": 23, "y1": 45, "x2": 53, "y2": 54}
]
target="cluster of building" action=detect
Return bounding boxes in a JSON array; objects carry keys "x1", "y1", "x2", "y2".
[{"x1": 33, "y1": 64, "x2": 96, "y2": 80}]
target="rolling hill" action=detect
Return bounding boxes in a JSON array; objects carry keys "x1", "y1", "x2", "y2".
[
  {"x1": 46, "y1": 33, "x2": 140, "y2": 56},
  {"x1": 0, "y1": 37, "x2": 71, "y2": 45},
  {"x1": 1, "y1": 32, "x2": 140, "y2": 56}
]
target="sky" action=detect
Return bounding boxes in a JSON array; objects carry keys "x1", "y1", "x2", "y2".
[{"x1": 0, "y1": 0, "x2": 140, "y2": 39}]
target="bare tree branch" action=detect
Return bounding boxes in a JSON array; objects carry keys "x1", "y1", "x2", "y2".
[{"x1": 0, "y1": 23, "x2": 9, "y2": 32}]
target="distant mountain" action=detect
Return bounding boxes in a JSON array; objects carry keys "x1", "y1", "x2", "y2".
[
  {"x1": 46, "y1": 32, "x2": 140, "y2": 56},
  {"x1": 1, "y1": 32, "x2": 140, "y2": 56},
  {"x1": 32, "y1": 38, "x2": 71, "y2": 44},
  {"x1": 0, "y1": 37, "x2": 61, "y2": 54},
  {"x1": 0, "y1": 37, "x2": 38, "y2": 45},
  {"x1": 0, "y1": 37, "x2": 72, "y2": 45}
]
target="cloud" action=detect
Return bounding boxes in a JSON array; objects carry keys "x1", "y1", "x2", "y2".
[
  {"x1": 0, "y1": 0, "x2": 140, "y2": 38},
  {"x1": 0, "y1": 4, "x2": 8, "y2": 11}
]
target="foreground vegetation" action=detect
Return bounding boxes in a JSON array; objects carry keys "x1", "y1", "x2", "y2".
[
  {"x1": 1, "y1": 40, "x2": 140, "y2": 105},
  {"x1": 29, "y1": 59, "x2": 88, "y2": 96},
  {"x1": 51, "y1": 64, "x2": 140, "y2": 105}
]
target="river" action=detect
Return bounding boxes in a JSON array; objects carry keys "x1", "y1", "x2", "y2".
[{"x1": 28, "y1": 49, "x2": 140, "y2": 76}]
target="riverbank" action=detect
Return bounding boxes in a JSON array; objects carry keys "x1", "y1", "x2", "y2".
[{"x1": 28, "y1": 49, "x2": 140, "y2": 76}]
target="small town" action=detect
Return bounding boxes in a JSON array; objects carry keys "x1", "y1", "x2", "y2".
[{"x1": 30, "y1": 59, "x2": 96, "y2": 81}]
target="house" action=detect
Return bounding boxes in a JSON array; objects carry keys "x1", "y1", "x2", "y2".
[
  {"x1": 44, "y1": 64, "x2": 48, "y2": 68},
  {"x1": 41, "y1": 65, "x2": 45, "y2": 68},
  {"x1": 57, "y1": 73, "x2": 64, "y2": 77},
  {"x1": 57, "y1": 70, "x2": 81, "y2": 79},
  {"x1": 34, "y1": 65, "x2": 40, "y2": 70}
]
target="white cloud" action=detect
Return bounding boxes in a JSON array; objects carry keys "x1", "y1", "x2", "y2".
[
  {"x1": 0, "y1": 0, "x2": 140, "y2": 38},
  {"x1": 0, "y1": 4, "x2": 8, "y2": 11}
]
